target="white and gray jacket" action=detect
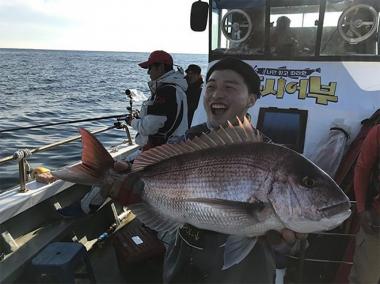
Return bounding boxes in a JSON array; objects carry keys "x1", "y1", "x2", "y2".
[{"x1": 131, "y1": 70, "x2": 188, "y2": 149}]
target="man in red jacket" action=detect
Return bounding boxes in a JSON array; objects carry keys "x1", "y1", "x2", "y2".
[{"x1": 349, "y1": 124, "x2": 380, "y2": 284}]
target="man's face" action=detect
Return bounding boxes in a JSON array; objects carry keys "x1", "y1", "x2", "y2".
[
  {"x1": 204, "y1": 69, "x2": 256, "y2": 128},
  {"x1": 185, "y1": 71, "x2": 198, "y2": 84},
  {"x1": 277, "y1": 17, "x2": 290, "y2": 31},
  {"x1": 148, "y1": 63, "x2": 165, "y2": 81}
]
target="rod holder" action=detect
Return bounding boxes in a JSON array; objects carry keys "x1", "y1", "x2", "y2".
[
  {"x1": 18, "y1": 158, "x2": 28, "y2": 192},
  {"x1": 13, "y1": 149, "x2": 32, "y2": 192},
  {"x1": 123, "y1": 125, "x2": 133, "y2": 145}
]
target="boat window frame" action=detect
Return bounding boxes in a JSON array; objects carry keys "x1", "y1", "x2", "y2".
[{"x1": 208, "y1": 0, "x2": 380, "y2": 62}]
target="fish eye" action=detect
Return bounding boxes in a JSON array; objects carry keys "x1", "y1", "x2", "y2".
[{"x1": 302, "y1": 176, "x2": 316, "y2": 188}]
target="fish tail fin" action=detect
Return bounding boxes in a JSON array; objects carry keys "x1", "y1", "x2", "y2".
[{"x1": 52, "y1": 128, "x2": 114, "y2": 185}]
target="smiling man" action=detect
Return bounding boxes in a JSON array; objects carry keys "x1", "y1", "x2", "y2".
[
  {"x1": 82, "y1": 57, "x2": 304, "y2": 283},
  {"x1": 204, "y1": 59, "x2": 259, "y2": 129},
  {"x1": 162, "y1": 57, "x2": 282, "y2": 284}
]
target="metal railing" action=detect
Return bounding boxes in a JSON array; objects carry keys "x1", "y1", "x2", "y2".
[{"x1": 0, "y1": 124, "x2": 134, "y2": 192}]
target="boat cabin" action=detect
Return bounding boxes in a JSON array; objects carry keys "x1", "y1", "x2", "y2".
[{"x1": 192, "y1": 0, "x2": 380, "y2": 159}]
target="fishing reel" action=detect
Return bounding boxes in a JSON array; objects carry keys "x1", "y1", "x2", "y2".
[
  {"x1": 124, "y1": 89, "x2": 140, "y2": 125},
  {"x1": 124, "y1": 111, "x2": 140, "y2": 126},
  {"x1": 114, "y1": 89, "x2": 136, "y2": 129},
  {"x1": 112, "y1": 88, "x2": 138, "y2": 145},
  {"x1": 125, "y1": 89, "x2": 134, "y2": 113},
  {"x1": 113, "y1": 113, "x2": 139, "y2": 129}
]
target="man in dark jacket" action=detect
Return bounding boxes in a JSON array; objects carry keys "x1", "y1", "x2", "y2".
[{"x1": 185, "y1": 64, "x2": 203, "y2": 127}]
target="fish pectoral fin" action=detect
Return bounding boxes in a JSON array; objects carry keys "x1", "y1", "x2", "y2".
[
  {"x1": 128, "y1": 203, "x2": 181, "y2": 233},
  {"x1": 185, "y1": 198, "x2": 265, "y2": 213},
  {"x1": 223, "y1": 236, "x2": 257, "y2": 270}
]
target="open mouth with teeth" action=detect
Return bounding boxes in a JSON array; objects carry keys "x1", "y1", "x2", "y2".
[{"x1": 210, "y1": 103, "x2": 228, "y2": 115}]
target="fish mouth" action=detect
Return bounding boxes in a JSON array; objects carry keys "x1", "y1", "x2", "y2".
[
  {"x1": 210, "y1": 103, "x2": 228, "y2": 115},
  {"x1": 286, "y1": 208, "x2": 352, "y2": 233},
  {"x1": 317, "y1": 201, "x2": 351, "y2": 217}
]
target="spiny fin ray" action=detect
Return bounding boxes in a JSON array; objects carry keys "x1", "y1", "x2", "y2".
[{"x1": 132, "y1": 117, "x2": 263, "y2": 171}]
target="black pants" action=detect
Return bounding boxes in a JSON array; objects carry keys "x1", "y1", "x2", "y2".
[{"x1": 163, "y1": 233, "x2": 275, "y2": 284}]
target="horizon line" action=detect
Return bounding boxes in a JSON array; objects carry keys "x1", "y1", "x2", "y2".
[{"x1": 0, "y1": 47, "x2": 208, "y2": 56}]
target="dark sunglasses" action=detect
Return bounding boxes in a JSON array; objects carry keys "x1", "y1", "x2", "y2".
[{"x1": 148, "y1": 63, "x2": 162, "y2": 71}]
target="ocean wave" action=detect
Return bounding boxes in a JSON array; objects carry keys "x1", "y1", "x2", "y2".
[{"x1": 0, "y1": 49, "x2": 208, "y2": 191}]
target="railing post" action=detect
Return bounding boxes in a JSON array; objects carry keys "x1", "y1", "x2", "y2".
[
  {"x1": 14, "y1": 149, "x2": 32, "y2": 192},
  {"x1": 123, "y1": 125, "x2": 133, "y2": 145},
  {"x1": 18, "y1": 157, "x2": 28, "y2": 192}
]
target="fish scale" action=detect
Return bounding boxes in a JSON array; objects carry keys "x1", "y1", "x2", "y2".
[{"x1": 141, "y1": 144, "x2": 275, "y2": 201}]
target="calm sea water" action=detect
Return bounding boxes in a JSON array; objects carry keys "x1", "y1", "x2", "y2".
[{"x1": 0, "y1": 48, "x2": 208, "y2": 191}]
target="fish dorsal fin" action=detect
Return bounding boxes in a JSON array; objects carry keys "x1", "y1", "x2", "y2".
[{"x1": 132, "y1": 117, "x2": 262, "y2": 171}]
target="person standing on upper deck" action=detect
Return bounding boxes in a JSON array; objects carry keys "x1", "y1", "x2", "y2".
[
  {"x1": 271, "y1": 16, "x2": 299, "y2": 56},
  {"x1": 127, "y1": 50, "x2": 189, "y2": 150},
  {"x1": 349, "y1": 124, "x2": 380, "y2": 284}
]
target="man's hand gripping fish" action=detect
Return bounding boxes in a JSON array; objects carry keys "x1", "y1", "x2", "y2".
[{"x1": 53, "y1": 118, "x2": 351, "y2": 269}]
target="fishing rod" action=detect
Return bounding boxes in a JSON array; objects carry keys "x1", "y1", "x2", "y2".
[
  {"x1": 0, "y1": 88, "x2": 142, "y2": 134},
  {"x1": 0, "y1": 114, "x2": 128, "y2": 133}
]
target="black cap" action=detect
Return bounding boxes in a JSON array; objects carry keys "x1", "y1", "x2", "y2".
[
  {"x1": 185, "y1": 64, "x2": 202, "y2": 74},
  {"x1": 206, "y1": 57, "x2": 261, "y2": 98}
]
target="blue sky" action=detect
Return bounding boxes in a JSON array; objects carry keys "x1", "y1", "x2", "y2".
[{"x1": 0, "y1": 0, "x2": 208, "y2": 54}]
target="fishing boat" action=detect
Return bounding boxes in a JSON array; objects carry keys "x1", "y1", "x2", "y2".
[{"x1": 1, "y1": 0, "x2": 380, "y2": 282}]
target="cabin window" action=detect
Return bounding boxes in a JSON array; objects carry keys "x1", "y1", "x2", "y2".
[
  {"x1": 269, "y1": 4, "x2": 320, "y2": 57},
  {"x1": 211, "y1": 3, "x2": 265, "y2": 56},
  {"x1": 210, "y1": 1, "x2": 320, "y2": 58},
  {"x1": 256, "y1": 108, "x2": 308, "y2": 153},
  {"x1": 321, "y1": 0, "x2": 380, "y2": 56},
  {"x1": 210, "y1": 0, "x2": 380, "y2": 60}
]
